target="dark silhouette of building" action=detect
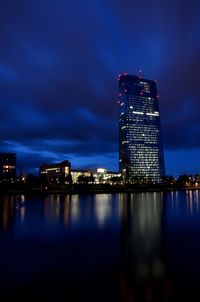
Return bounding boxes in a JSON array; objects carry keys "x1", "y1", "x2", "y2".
[
  {"x1": 40, "y1": 160, "x2": 71, "y2": 184},
  {"x1": 119, "y1": 74, "x2": 165, "y2": 183},
  {"x1": 0, "y1": 153, "x2": 16, "y2": 182}
]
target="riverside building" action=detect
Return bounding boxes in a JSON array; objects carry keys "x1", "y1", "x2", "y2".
[
  {"x1": 0, "y1": 153, "x2": 16, "y2": 182},
  {"x1": 40, "y1": 160, "x2": 71, "y2": 184},
  {"x1": 118, "y1": 74, "x2": 165, "y2": 183}
]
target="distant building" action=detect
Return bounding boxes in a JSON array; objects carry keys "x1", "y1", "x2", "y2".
[
  {"x1": 71, "y1": 168, "x2": 121, "y2": 184},
  {"x1": 93, "y1": 168, "x2": 122, "y2": 184},
  {"x1": 71, "y1": 170, "x2": 92, "y2": 183},
  {"x1": 40, "y1": 160, "x2": 71, "y2": 184},
  {"x1": 119, "y1": 74, "x2": 165, "y2": 183},
  {"x1": 0, "y1": 153, "x2": 16, "y2": 182}
]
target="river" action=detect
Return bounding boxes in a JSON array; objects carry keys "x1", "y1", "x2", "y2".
[{"x1": 0, "y1": 191, "x2": 199, "y2": 301}]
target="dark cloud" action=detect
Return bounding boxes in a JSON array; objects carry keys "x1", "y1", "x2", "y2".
[{"x1": 0, "y1": 0, "x2": 199, "y2": 174}]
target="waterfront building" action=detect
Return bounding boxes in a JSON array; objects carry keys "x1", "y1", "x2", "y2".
[
  {"x1": 40, "y1": 160, "x2": 71, "y2": 184},
  {"x1": 71, "y1": 168, "x2": 122, "y2": 184},
  {"x1": 118, "y1": 74, "x2": 165, "y2": 182},
  {"x1": 0, "y1": 153, "x2": 16, "y2": 182},
  {"x1": 71, "y1": 170, "x2": 92, "y2": 183},
  {"x1": 93, "y1": 168, "x2": 122, "y2": 184}
]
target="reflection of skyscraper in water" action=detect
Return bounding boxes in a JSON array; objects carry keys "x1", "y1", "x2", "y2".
[{"x1": 120, "y1": 192, "x2": 170, "y2": 301}]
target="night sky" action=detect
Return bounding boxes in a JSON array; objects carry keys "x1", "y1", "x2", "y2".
[{"x1": 0, "y1": 0, "x2": 199, "y2": 176}]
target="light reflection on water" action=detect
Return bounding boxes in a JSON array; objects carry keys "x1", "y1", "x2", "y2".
[
  {"x1": 95, "y1": 194, "x2": 112, "y2": 227},
  {"x1": 0, "y1": 191, "x2": 200, "y2": 301},
  {"x1": 167, "y1": 190, "x2": 200, "y2": 221},
  {"x1": 42, "y1": 194, "x2": 120, "y2": 230},
  {"x1": 2, "y1": 191, "x2": 198, "y2": 235},
  {"x1": 0, "y1": 195, "x2": 15, "y2": 231}
]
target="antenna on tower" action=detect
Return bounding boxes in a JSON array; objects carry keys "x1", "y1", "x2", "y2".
[{"x1": 139, "y1": 68, "x2": 143, "y2": 79}]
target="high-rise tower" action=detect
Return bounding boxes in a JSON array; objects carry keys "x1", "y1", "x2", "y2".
[{"x1": 119, "y1": 74, "x2": 165, "y2": 183}]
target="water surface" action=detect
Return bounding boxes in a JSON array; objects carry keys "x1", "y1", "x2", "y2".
[{"x1": 0, "y1": 191, "x2": 200, "y2": 301}]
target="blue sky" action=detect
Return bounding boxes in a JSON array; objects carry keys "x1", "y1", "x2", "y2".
[{"x1": 0, "y1": 0, "x2": 200, "y2": 176}]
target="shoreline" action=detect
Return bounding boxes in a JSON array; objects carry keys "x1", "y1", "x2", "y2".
[{"x1": 0, "y1": 185, "x2": 200, "y2": 196}]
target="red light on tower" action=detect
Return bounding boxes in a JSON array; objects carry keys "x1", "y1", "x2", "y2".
[
  {"x1": 125, "y1": 89, "x2": 127, "y2": 93},
  {"x1": 157, "y1": 94, "x2": 160, "y2": 99}
]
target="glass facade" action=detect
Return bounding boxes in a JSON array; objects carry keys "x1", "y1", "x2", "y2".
[{"x1": 119, "y1": 74, "x2": 165, "y2": 183}]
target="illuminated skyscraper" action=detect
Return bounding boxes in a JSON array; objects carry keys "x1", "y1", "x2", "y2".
[{"x1": 119, "y1": 74, "x2": 165, "y2": 182}]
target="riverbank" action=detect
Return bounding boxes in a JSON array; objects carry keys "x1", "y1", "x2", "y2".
[{"x1": 1, "y1": 184, "x2": 200, "y2": 195}]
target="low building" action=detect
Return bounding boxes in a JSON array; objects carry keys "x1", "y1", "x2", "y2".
[
  {"x1": 40, "y1": 160, "x2": 71, "y2": 184},
  {"x1": 93, "y1": 168, "x2": 122, "y2": 184},
  {"x1": 0, "y1": 153, "x2": 16, "y2": 182},
  {"x1": 71, "y1": 170, "x2": 92, "y2": 183},
  {"x1": 70, "y1": 167, "x2": 122, "y2": 184}
]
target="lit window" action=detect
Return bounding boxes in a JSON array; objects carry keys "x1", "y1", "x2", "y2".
[{"x1": 132, "y1": 111, "x2": 144, "y2": 115}]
